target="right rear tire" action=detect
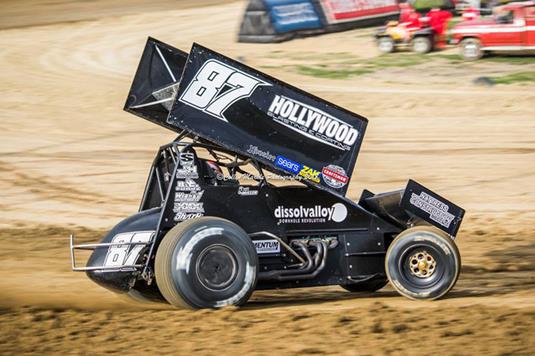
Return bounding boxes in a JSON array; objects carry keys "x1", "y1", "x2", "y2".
[{"x1": 155, "y1": 217, "x2": 258, "y2": 309}]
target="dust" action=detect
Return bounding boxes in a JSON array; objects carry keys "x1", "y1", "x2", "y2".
[{"x1": 1, "y1": 225, "x2": 534, "y2": 354}]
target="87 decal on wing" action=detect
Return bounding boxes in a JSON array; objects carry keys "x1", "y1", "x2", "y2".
[{"x1": 179, "y1": 59, "x2": 270, "y2": 122}]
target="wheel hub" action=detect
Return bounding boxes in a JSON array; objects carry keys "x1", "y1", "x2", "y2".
[
  {"x1": 464, "y1": 43, "x2": 478, "y2": 57},
  {"x1": 408, "y1": 250, "x2": 436, "y2": 278},
  {"x1": 196, "y1": 245, "x2": 238, "y2": 291}
]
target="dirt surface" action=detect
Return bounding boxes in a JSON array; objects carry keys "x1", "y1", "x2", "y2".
[
  {"x1": 0, "y1": 0, "x2": 238, "y2": 29},
  {"x1": 0, "y1": 0, "x2": 534, "y2": 354}
]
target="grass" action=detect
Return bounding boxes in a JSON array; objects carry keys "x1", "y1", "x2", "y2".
[
  {"x1": 490, "y1": 71, "x2": 535, "y2": 85},
  {"x1": 295, "y1": 53, "x2": 427, "y2": 79},
  {"x1": 296, "y1": 65, "x2": 372, "y2": 79},
  {"x1": 432, "y1": 53, "x2": 535, "y2": 65},
  {"x1": 274, "y1": 46, "x2": 535, "y2": 81},
  {"x1": 481, "y1": 56, "x2": 535, "y2": 65},
  {"x1": 364, "y1": 54, "x2": 428, "y2": 68},
  {"x1": 432, "y1": 54, "x2": 464, "y2": 63}
]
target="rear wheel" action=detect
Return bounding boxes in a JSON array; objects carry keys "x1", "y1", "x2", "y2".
[
  {"x1": 460, "y1": 38, "x2": 483, "y2": 60},
  {"x1": 386, "y1": 226, "x2": 461, "y2": 300},
  {"x1": 412, "y1": 36, "x2": 433, "y2": 54},
  {"x1": 377, "y1": 37, "x2": 396, "y2": 53},
  {"x1": 155, "y1": 217, "x2": 258, "y2": 309}
]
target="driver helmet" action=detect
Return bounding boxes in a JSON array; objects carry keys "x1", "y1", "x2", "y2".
[{"x1": 205, "y1": 160, "x2": 223, "y2": 178}]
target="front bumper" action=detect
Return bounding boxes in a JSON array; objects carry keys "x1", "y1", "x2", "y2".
[{"x1": 69, "y1": 234, "x2": 151, "y2": 272}]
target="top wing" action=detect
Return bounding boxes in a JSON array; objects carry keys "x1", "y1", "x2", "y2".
[
  {"x1": 168, "y1": 43, "x2": 368, "y2": 197},
  {"x1": 125, "y1": 38, "x2": 368, "y2": 198}
]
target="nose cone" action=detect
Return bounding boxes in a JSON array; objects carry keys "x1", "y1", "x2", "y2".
[{"x1": 84, "y1": 207, "x2": 162, "y2": 293}]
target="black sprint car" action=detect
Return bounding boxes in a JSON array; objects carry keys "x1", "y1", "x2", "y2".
[{"x1": 70, "y1": 38, "x2": 464, "y2": 309}]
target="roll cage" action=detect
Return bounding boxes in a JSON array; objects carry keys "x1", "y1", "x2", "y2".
[{"x1": 139, "y1": 134, "x2": 309, "y2": 212}]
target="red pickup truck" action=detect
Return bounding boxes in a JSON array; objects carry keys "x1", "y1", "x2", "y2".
[{"x1": 452, "y1": 1, "x2": 535, "y2": 60}]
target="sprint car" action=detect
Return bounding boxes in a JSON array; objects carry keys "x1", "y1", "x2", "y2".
[{"x1": 70, "y1": 38, "x2": 465, "y2": 309}]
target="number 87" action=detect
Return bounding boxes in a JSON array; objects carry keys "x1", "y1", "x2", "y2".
[{"x1": 179, "y1": 59, "x2": 269, "y2": 121}]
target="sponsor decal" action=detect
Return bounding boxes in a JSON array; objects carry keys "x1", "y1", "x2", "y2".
[
  {"x1": 174, "y1": 212, "x2": 204, "y2": 221},
  {"x1": 253, "y1": 239, "x2": 281, "y2": 254},
  {"x1": 176, "y1": 164, "x2": 198, "y2": 179},
  {"x1": 173, "y1": 157, "x2": 205, "y2": 222},
  {"x1": 275, "y1": 156, "x2": 321, "y2": 183},
  {"x1": 175, "y1": 179, "x2": 202, "y2": 192},
  {"x1": 178, "y1": 152, "x2": 195, "y2": 165},
  {"x1": 175, "y1": 191, "x2": 204, "y2": 202},
  {"x1": 179, "y1": 59, "x2": 270, "y2": 122},
  {"x1": 274, "y1": 203, "x2": 347, "y2": 224},
  {"x1": 176, "y1": 153, "x2": 198, "y2": 178},
  {"x1": 275, "y1": 155, "x2": 301, "y2": 174},
  {"x1": 173, "y1": 202, "x2": 205, "y2": 213},
  {"x1": 238, "y1": 186, "x2": 259, "y2": 196},
  {"x1": 272, "y1": 4, "x2": 318, "y2": 25},
  {"x1": 268, "y1": 1, "x2": 322, "y2": 32},
  {"x1": 299, "y1": 165, "x2": 321, "y2": 183},
  {"x1": 409, "y1": 192, "x2": 455, "y2": 228},
  {"x1": 322, "y1": 165, "x2": 349, "y2": 189},
  {"x1": 267, "y1": 95, "x2": 359, "y2": 151},
  {"x1": 320, "y1": 0, "x2": 399, "y2": 24},
  {"x1": 247, "y1": 145, "x2": 276, "y2": 162}
]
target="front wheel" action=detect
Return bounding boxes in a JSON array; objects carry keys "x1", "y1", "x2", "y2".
[
  {"x1": 155, "y1": 217, "x2": 258, "y2": 309},
  {"x1": 385, "y1": 226, "x2": 461, "y2": 300},
  {"x1": 377, "y1": 37, "x2": 396, "y2": 53}
]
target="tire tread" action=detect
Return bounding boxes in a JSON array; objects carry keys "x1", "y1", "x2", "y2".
[{"x1": 155, "y1": 217, "x2": 257, "y2": 309}]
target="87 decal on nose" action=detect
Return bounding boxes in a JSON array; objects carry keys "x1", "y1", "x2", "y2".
[{"x1": 179, "y1": 59, "x2": 270, "y2": 122}]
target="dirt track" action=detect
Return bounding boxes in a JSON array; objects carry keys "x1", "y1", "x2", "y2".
[{"x1": 0, "y1": 0, "x2": 534, "y2": 354}]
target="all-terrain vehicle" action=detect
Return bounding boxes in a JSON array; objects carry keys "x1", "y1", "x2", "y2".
[
  {"x1": 375, "y1": 5, "x2": 452, "y2": 54},
  {"x1": 70, "y1": 38, "x2": 465, "y2": 309},
  {"x1": 376, "y1": 20, "x2": 437, "y2": 54}
]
